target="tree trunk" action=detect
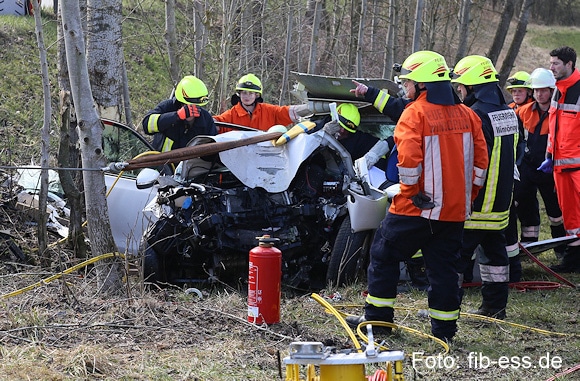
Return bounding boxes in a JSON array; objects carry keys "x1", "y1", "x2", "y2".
[
  {"x1": 57, "y1": 1, "x2": 87, "y2": 259},
  {"x1": 455, "y1": 0, "x2": 471, "y2": 63},
  {"x1": 61, "y1": 0, "x2": 123, "y2": 294},
  {"x1": 31, "y1": 0, "x2": 50, "y2": 268},
  {"x1": 279, "y1": 0, "x2": 294, "y2": 105},
  {"x1": 355, "y1": 0, "x2": 367, "y2": 77},
  {"x1": 217, "y1": 0, "x2": 236, "y2": 113},
  {"x1": 58, "y1": 91, "x2": 87, "y2": 258},
  {"x1": 412, "y1": 0, "x2": 425, "y2": 52},
  {"x1": 87, "y1": 0, "x2": 123, "y2": 121},
  {"x1": 308, "y1": 0, "x2": 322, "y2": 74},
  {"x1": 348, "y1": 0, "x2": 361, "y2": 76},
  {"x1": 487, "y1": 0, "x2": 515, "y2": 65},
  {"x1": 193, "y1": 0, "x2": 207, "y2": 79},
  {"x1": 165, "y1": 0, "x2": 180, "y2": 84},
  {"x1": 239, "y1": 1, "x2": 253, "y2": 72},
  {"x1": 499, "y1": 0, "x2": 534, "y2": 88},
  {"x1": 383, "y1": 0, "x2": 397, "y2": 79}
]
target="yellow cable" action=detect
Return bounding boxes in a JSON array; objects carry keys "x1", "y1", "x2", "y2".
[
  {"x1": 310, "y1": 293, "x2": 362, "y2": 352},
  {"x1": 0, "y1": 252, "x2": 125, "y2": 299},
  {"x1": 323, "y1": 303, "x2": 575, "y2": 355},
  {"x1": 460, "y1": 311, "x2": 577, "y2": 337}
]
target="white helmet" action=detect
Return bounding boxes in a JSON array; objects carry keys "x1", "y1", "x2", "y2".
[{"x1": 526, "y1": 68, "x2": 556, "y2": 89}]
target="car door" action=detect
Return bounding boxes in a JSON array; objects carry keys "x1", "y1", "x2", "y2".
[{"x1": 101, "y1": 118, "x2": 161, "y2": 255}]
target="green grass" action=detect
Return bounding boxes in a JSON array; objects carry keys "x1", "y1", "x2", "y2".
[{"x1": 527, "y1": 25, "x2": 580, "y2": 51}]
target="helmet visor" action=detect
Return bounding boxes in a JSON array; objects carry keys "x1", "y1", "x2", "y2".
[
  {"x1": 237, "y1": 81, "x2": 261, "y2": 92},
  {"x1": 338, "y1": 114, "x2": 357, "y2": 133},
  {"x1": 183, "y1": 95, "x2": 209, "y2": 105}
]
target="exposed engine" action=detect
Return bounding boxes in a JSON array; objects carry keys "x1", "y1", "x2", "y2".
[{"x1": 141, "y1": 130, "x2": 356, "y2": 288}]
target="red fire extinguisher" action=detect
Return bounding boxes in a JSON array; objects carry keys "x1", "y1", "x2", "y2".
[{"x1": 248, "y1": 235, "x2": 282, "y2": 325}]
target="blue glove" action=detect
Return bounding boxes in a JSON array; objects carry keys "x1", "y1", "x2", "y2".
[
  {"x1": 537, "y1": 158, "x2": 553, "y2": 173},
  {"x1": 411, "y1": 192, "x2": 435, "y2": 209}
]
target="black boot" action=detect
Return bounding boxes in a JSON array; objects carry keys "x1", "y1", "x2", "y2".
[
  {"x1": 509, "y1": 254, "x2": 522, "y2": 283},
  {"x1": 550, "y1": 245, "x2": 580, "y2": 273},
  {"x1": 407, "y1": 257, "x2": 429, "y2": 291},
  {"x1": 550, "y1": 223, "x2": 567, "y2": 260},
  {"x1": 469, "y1": 282, "x2": 508, "y2": 319}
]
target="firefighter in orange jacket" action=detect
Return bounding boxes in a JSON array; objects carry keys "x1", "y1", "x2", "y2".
[
  {"x1": 503, "y1": 71, "x2": 533, "y2": 281},
  {"x1": 515, "y1": 68, "x2": 566, "y2": 271},
  {"x1": 346, "y1": 51, "x2": 489, "y2": 342},
  {"x1": 506, "y1": 71, "x2": 533, "y2": 109},
  {"x1": 452, "y1": 55, "x2": 519, "y2": 319},
  {"x1": 213, "y1": 74, "x2": 311, "y2": 132},
  {"x1": 538, "y1": 46, "x2": 580, "y2": 273}
]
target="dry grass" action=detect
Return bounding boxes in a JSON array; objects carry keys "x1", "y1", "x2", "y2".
[{"x1": 0, "y1": 251, "x2": 578, "y2": 380}]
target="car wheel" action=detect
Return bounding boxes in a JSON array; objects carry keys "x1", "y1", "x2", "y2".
[
  {"x1": 143, "y1": 246, "x2": 167, "y2": 284},
  {"x1": 326, "y1": 216, "x2": 373, "y2": 286}
]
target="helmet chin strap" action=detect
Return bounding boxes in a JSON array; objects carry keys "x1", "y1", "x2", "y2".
[{"x1": 413, "y1": 82, "x2": 426, "y2": 100}]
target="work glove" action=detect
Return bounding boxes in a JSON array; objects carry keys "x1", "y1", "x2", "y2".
[
  {"x1": 177, "y1": 104, "x2": 200, "y2": 120},
  {"x1": 322, "y1": 120, "x2": 341, "y2": 136},
  {"x1": 364, "y1": 139, "x2": 391, "y2": 169},
  {"x1": 537, "y1": 158, "x2": 553, "y2": 173},
  {"x1": 411, "y1": 191, "x2": 435, "y2": 210}
]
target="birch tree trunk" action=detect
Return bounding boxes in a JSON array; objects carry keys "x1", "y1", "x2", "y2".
[
  {"x1": 57, "y1": 0, "x2": 88, "y2": 259},
  {"x1": 86, "y1": 0, "x2": 123, "y2": 121},
  {"x1": 31, "y1": 0, "x2": 50, "y2": 267},
  {"x1": 61, "y1": 0, "x2": 123, "y2": 294}
]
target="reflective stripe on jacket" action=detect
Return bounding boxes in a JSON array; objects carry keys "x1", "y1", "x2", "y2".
[
  {"x1": 141, "y1": 98, "x2": 217, "y2": 152},
  {"x1": 548, "y1": 69, "x2": 580, "y2": 171},
  {"x1": 389, "y1": 92, "x2": 489, "y2": 222},
  {"x1": 465, "y1": 99, "x2": 518, "y2": 230}
]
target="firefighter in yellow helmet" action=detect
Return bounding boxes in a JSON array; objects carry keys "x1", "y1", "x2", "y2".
[
  {"x1": 513, "y1": 68, "x2": 567, "y2": 274},
  {"x1": 503, "y1": 70, "x2": 533, "y2": 284},
  {"x1": 347, "y1": 50, "x2": 489, "y2": 342},
  {"x1": 142, "y1": 75, "x2": 217, "y2": 152},
  {"x1": 318, "y1": 103, "x2": 389, "y2": 167},
  {"x1": 506, "y1": 70, "x2": 533, "y2": 109},
  {"x1": 452, "y1": 55, "x2": 522, "y2": 319},
  {"x1": 214, "y1": 73, "x2": 313, "y2": 133}
]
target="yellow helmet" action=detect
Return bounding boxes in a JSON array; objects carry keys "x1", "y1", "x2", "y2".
[
  {"x1": 506, "y1": 71, "x2": 531, "y2": 90},
  {"x1": 398, "y1": 50, "x2": 450, "y2": 83},
  {"x1": 451, "y1": 55, "x2": 499, "y2": 85},
  {"x1": 337, "y1": 103, "x2": 360, "y2": 133},
  {"x1": 236, "y1": 73, "x2": 262, "y2": 95},
  {"x1": 175, "y1": 75, "x2": 209, "y2": 106}
]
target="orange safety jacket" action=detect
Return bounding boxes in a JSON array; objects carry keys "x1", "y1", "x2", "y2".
[
  {"x1": 547, "y1": 69, "x2": 580, "y2": 172},
  {"x1": 214, "y1": 102, "x2": 293, "y2": 132},
  {"x1": 389, "y1": 92, "x2": 489, "y2": 222},
  {"x1": 516, "y1": 101, "x2": 550, "y2": 167}
]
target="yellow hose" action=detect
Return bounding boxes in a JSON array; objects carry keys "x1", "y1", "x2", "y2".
[
  {"x1": 0, "y1": 252, "x2": 125, "y2": 299},
  {"x1": 310, "y1": 293, "x2": 362, "y2": 352},
  {"x1": 460, "y1": 311, "x2": 577, "y2": 337}
]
